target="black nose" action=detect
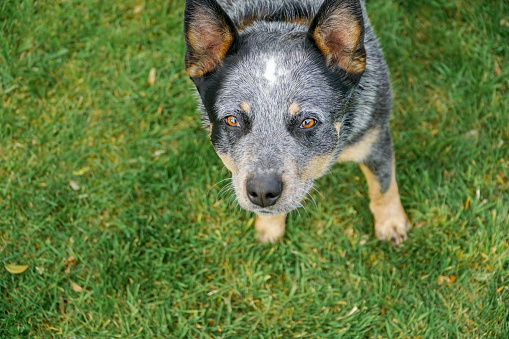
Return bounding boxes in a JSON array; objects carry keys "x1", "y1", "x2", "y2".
[{"x1": 246, "y1": 174, "x2": 283, "y2": 207}]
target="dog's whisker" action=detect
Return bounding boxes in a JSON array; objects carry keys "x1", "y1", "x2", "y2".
[
  {"x1": 208, "y1": 177, "x2": 233, "y2": 195},
  {"x1": 296, "y1": 203, "x2": 310, "y2": 216},
  {"x1": 292, "y1": 205, "x2": 302, "y2": 218},
  {"x1": 306, "y1": 190, "x2": 318, "y2": 208},
  {"x1": 306, "y1": 194, "x2": 318, "y2": 208},
  {"x1": 220, "y1": 187, "x2": 235, "y2": 199},
  {"x1": 217, "y1": 183, "x2": 234, "y2": 198},
  {"x1": 215, "y1": 184, "x2": 234, "y2": 203},
  {"x1": 232, "y1": 199, "x2": 241, "y2": 212},
  {"x1": 311, "y1": 185, "x2": 325, "y2": 199},
  {"x1": 227, "y1": 192, "x2": 237, "y2": 203},
  {"x1": 296, "y1": 187, "x2": 317, "y2": 208}
]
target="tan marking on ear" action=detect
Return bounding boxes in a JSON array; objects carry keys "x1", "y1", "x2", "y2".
[
  {"x1": 335, "y1": 122, "x2": 342, "y2": 136},
  {"x1": 311, "y1": 9, "x2": 365, "y2": 74},
  {"x1": 360, "y1": 160, "x2": 410, "y2": 245},
  {"x1": 240, "y1": 101, "x2": 250, "y2": 114},
  {"x1": 288, "y1": 102, "x2": 301, "y2": 116},
  {"x1": 216, "y1": 152, "x2": 237, "y2": 175},
  {"x1": 186, "y1": 9, "x2": 235, "y2": 77},
  {"x1": 209, "y1": 123, "x2": 213, "y2": 140},
  {"x1": 303, "y1": 153, "x2": 334, "y2": 180},
  {"x1": 255, "y1": 213, "x2": 286, "y2": 243},
  {"x1": 337, "y1": 127, "x2": 380, "y2": 163},
  {"x1": 186, "y1": 64, "x2": 203, "y2": 78}
]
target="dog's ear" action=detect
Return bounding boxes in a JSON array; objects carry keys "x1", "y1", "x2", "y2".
[
  {"x1": 184, "y1": 0, "x2": 237, "y2": 78},
  {"x1": 309, "y1": 0, "x2": 366, "y2": 77}
]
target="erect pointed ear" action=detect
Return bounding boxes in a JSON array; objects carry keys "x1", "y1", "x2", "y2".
[
  {"x1": 309, "y1": 0, "x2": 366, "y2": 77},
  {"x1": 184, "y1": 0, "x2": 238, "y2": 78}
]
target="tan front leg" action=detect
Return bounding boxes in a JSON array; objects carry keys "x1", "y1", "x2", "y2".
[
  {"x1": 359, "y1": 161, "x2": 410, "y2": 245},
  {"x1": 255, "y1": 213, "x2": 286, "y2": 243}
]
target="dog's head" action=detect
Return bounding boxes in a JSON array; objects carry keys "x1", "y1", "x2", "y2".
[{"x1": 184, "y1": 0, "x2": 366, "y2": 215}]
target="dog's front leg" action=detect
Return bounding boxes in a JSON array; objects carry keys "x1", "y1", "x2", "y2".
[
  {"x1": 360, "y1": 128, "x2": 410, "y2": 245},
  {"x1": 255, "y1": 213, "x2": 286, "y2": 243}
]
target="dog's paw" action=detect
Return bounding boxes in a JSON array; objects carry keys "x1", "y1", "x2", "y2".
[
  {"x1": 374, "y1": 214, "x2": 410, "y2": 246},
  {"x1": 255, "y1": 214, "x2": 286, "y2": 244}
]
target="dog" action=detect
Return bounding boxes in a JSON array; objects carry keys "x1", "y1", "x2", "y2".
[{"x1": 183, "y1": 0, "x2": 410, "y2": 245}]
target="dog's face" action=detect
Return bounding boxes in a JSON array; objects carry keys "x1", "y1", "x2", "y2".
[
  {"x1": 209, "y1": 45, "x2": 345, "y2": 215},
  {"x1": 184, "y1": 0, "x2": 366, "y2": 215}
]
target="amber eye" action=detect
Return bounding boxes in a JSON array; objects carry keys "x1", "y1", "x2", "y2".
[
  {"x1": 225, "y1": 116, "x2": 240, "y2": 127},
  {"x1": 300, "y1": 118, "x2": 317, "y2": 129}
]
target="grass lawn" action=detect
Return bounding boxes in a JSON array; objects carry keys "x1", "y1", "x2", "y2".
[{"x1": 1, "y1": 0, "x2": 508, "y2": 337}]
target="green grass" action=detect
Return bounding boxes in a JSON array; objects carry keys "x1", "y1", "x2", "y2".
[{"x1": 1, "y1": 0, "x2": 508, "y2": 337}]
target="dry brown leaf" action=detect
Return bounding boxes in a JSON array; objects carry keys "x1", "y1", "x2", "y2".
[
  {"x1": 437, "y1": 275, "x2": 456, "y2": 285},
  {"x1": 148, "y1": 68, "x2": 156, "y2": 86},
  {"x1": 65, "y1": 256, "x2": 78, "y2": 274},
  {"x1": 494, "y1": 61, "x2": 501, "y2": 76},
  {"x1": 59, "y1": 295, "x2": 66, "y2": 316},
  {"x1": 4, "y1": 263, "x2": 29, "y2": 274},
  {"x1": 67, "y1": 256, "x2": 78, "y2": 266},
  {"x1": 415, "y1": 221, "x2": 426, "y2": 228},
  {"x1": 464, "y1": 196, "x2": 471, "y2": 210},
  {"x1": 437, "y1": 276, "x2": 447, "y2": 285},
  {"x1": 70, "y1": 281, "x2": 83, "y2": 293},
  {"x1": 69, "y1": 180, "x2": 80, "y2": 191}
]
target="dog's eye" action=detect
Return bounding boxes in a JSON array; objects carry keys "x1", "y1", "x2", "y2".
[
  {"x1": 300, "y1": 118, "x2": 317, "y2": 129},
  {"x1": 225, "y1": 116, "x2": 240, "y2": 127}
]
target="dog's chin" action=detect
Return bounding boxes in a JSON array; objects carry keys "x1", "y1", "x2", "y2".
[{"x1": 242, "y1": 204, "x2": 297, "y2": 216}]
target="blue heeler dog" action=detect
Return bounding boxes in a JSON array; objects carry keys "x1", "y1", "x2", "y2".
[{"x1": 183, "y1": 0, "x2": 411, "y2": 245}]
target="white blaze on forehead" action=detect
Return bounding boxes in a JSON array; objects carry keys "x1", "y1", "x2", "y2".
[{"x1": 263, "y1": 58, "x2": 278, "y2": 84}]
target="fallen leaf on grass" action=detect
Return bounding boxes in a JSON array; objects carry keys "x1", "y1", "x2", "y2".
[
  {"x1": 70, "y1": 281, "x2": 83, "y2": 293},
  {"x1": 415, "y1": 221, "x2": 426, "y2": 228},
  {"x1": 58, "y1": 296, "x2": 66, "y2": 316},
  {"x1": 464, "y1": 196, "x2": 471, "y2": 209},
  {"x1": 134, "y1": 5, "x2": 143, "y2": 14},
  {"x1": 69, "y1": 180, "x2": 80, "y2": 191},
  {"x1": 494, "y1": 61, "x2": 501, "y2": 76},
  {"x1": 437, "y1": 275, "x2": 456, "y2": 285},
  {"x1": 152, "y1": 150, "x2": 165, "y2": 157},
  {"x1": 4, "y1": 263, "x2": 29, "y2": 274},
  {"x1": 65, "y1": 256, "x2": 78, "y2": 274},
  {"x1": 72, "y1": 167, "x2": 90, "y2": 176},
  {"x1": 148, "y1": 68, "x2": 156, "y2": 86}
]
